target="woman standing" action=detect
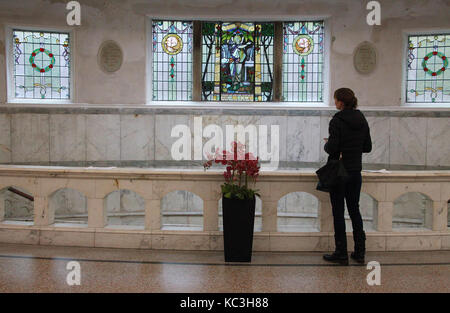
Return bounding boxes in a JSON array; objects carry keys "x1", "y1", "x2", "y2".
[{"x1": 323, "y1": 88, "x2": 372, "y2": 265}]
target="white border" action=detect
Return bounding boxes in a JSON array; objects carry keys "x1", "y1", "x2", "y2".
[
  {"x1": 146, "y1": 17, "x2": 331, "y2": 108},
  {"x1": 4, "y1": 24, "x2": 75, "y2": 104},
  {"x1": 402, "y1": 28, "x2": 450, "y2": 108}
]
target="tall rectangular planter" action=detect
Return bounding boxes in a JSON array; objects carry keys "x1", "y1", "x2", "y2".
[{"x1": 222, "y1": 195, "x2": 256, "y2": 262}]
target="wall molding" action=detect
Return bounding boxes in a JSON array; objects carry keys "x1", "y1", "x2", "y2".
[{"x1": 1, "y1": 104, "x2": 450, "y2": 117}]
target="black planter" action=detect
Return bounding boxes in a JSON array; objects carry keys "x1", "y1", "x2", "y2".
[{"x1": 222, "y1": 195, "x2": 256, "y2": 262}]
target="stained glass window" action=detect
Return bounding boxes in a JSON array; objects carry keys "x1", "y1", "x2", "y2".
[
  {"x1": 12, "y1": 30, "x2": 71, "y2": 100},
  {"x1": 152, "y1": 20, "x2": 193, "y2": 101},
  {"x1": 406, "y1": 33, "x2": 450, "y2": 103},
  {"x1": 201, "y1": 22, "x2": 274, "y2": 102},
  {"x1": 282, "y1": 21, "x2": 324, "y2": 102}
]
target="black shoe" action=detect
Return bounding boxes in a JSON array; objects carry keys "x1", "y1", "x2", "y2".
[
  {"x1": 323, "y1": 252, "x2": 349, "y2": 265},
  {"x1": 350, "y1": 252, "x2": 365, "y2": 264}
]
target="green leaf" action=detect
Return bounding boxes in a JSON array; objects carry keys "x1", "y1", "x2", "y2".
[{"x1": 202, "y1": 22, "x2": 216, "y2": 36}]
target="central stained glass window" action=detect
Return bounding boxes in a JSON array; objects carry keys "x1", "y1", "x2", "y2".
[{"x1": 201, "y1": 22, "x2": 274, "y2": 102}]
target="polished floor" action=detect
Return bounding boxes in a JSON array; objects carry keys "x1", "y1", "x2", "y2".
[{"x1": 0, "y1": 243, "x2": 448, "y2": 293}]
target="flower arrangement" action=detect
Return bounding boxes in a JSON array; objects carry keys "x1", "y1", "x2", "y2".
[{"x1": 203, "y1": 141, "x2": 260, "y2": 200}]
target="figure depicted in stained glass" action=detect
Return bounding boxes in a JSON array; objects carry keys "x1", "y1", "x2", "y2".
[
  {"x1": 202, "y1": 22, "x2": 274, "y2": 102},
  {"x1": 220, "y1": 23, "x2": 255, "y2": 99}
]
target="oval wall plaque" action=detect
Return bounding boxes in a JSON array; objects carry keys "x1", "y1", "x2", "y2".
[
  {"x1": 353, "y1": 41, "x2": 377, "y2": 74},
  {"x1": 98, "y1": 40, "x2": 123, "y2": 73}
]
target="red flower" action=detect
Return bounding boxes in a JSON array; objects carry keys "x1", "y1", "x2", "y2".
[
  {"x1": 31, "y1": 52, "x2": 36, "y2": 57},
  {"x1": 49, "y1": 64, "x2": 53, "y2": 69},
  {"x1": 442, "y1": 56, "x2": 446, "y2": 60},
  {"x1": 424, "y1": 56, "x2": 429, "y2": 61},
  {"x1": 40, "y1": 48, "x2": 44, "y2": 52},
  {"x1": 48, "y1": 53, "x2": 53, "y2": 58},
  {"x1": 424, "y1": 67, "x2": 428, "y2": 72},
  {"x1": 40, "y1": 69, "x2": 45, "y2": 73},
  {"x1": 432, "y1": 51, "x2": 438, "y2": 55},
  {"x1": 432, "y1": 72, "x2": 437, "y2": 76},
  {"x1": 31, "y1": 63, "x2": 36, "y2": 68},
  {"x1": 203, "y1": 141, "x2": 261, "y2": 193},
  {"x1": 442, "y1": 67, "x2": 446, "y2": 72}
]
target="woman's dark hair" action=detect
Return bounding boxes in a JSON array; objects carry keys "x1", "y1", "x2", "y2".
[{"x1": 334, "y1": 88, "x2": 358, "y2": 109}]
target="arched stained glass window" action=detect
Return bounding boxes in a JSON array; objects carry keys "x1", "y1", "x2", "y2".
[
  {"x1": 12, "y1": 29, "x2": 71, "y2": 100},
  {"x1": 201, "y1": 22, "x2": 274, "y2": 102},
  {"x1": 406, "y1": 33, "x2": 450, "y2": 103},
  {"x1": 152, "y1": 20, "x2": 193, "y2": 101},
  {"x1": 282, "y1": 21, "x2": 324, "y2": 102}
]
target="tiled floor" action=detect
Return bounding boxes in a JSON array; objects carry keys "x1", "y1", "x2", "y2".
[{"x1": 0, "y1": 243, "x2": 448, "y2": 292}]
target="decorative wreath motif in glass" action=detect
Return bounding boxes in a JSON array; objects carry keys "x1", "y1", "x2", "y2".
[
  {"x1": 29, "y1": 48, "x2": 56, "y2": 73},
  {"x1": 421, "y1": 51, "x2": 448, "y2": 77},
  {"x1": 406, "y1": 34, "x2": 450, "y2": 103},
  {"x1": 13, "y1": 30, "x2": 70, "y2": 99}
]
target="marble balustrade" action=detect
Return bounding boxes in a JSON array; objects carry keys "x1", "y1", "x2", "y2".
[
  {"x1": 0, "y1": 108, "x2": 449, "y2": 170},
  {"x1": 0, "y1": 165, "x2": 449, "y2": 251}
]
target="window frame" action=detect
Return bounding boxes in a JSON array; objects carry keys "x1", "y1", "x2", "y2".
[
  {"x1": 402, "y1": 28, "x2": 450, "y2": 108},
  {"x1": 146, "y1": 17, "x2": 330, "y2": 108},
  {"x1": 5, "y1": 24, "x2": 75, "y2": 104}
]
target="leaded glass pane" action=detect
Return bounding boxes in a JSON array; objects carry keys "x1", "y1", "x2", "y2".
[
  {"x1": 152, "y1": 20, "x2": 193, "y2": 101},
  {"x1": 13, "y1": 30, "x2": 71, "y2": 100},
  {"x1": 282, "y1": 21, "x2": 324, "y2": 102},
  {"x1": 201, "y1": 22, "x2": 274, "y2": 102},
  {"x1": 406, "y1": 33, "x2": 450, "y2": 103}
]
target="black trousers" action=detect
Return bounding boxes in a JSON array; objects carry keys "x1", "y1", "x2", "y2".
[{"x1": 329, "y1": 171, "x2": 364, "y2": 249}]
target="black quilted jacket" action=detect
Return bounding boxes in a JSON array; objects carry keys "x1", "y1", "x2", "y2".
[{"x1": 324, "y1": 109, "x2": 372, "y2": 172}]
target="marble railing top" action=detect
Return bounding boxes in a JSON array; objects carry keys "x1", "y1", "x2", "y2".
[
  {"x1": 0, "y1": 165, "x2": 449, "y2": 182},
  {"x1": 1, "y1": 103, "x2": 450, "y2": 117}
]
